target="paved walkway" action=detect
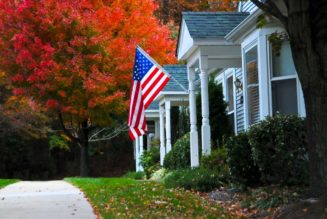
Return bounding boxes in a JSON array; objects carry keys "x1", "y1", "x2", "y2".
[{"x1": 0, "y1": 181, "x2": 97, "y2": 219}]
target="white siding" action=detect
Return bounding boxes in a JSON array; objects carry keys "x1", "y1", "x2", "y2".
[
  {"x1": 238, "y1": 1, "x2": 257, "y2": 13},
  {"x1": 235, "y1": 68, "x2": 245, "y2": 133}
]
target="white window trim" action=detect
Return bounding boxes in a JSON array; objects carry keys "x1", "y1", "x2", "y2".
[
  {"x1": 242, "y1": 39, "x2": 258, "y2": 129},
  {"x1": 267, "y1": 39, "x2": 301, "y2": 116}
]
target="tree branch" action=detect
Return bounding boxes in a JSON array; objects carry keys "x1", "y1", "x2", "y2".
[
  {"x1": 58, "y1": 112, "x2": 80, "y2": 143},
  {"x1": 88, "y1": 123, "x2": 128, "y2": 142},
  {"x1": 251, "y1": 0, "x2": 288, "y2": 27}
]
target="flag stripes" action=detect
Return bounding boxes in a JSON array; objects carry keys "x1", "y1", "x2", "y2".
[{"x1": 128, "y1": 47, "x2": 170, "y2": 140}]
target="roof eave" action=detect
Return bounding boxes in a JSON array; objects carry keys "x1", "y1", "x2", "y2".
[
  {"x1": 178, "y1": 44, "x2": 197, "y2": 61},
  {"x1": 155, "y1": 91, "x2": 189, "y2": 102},
  {"x1": 178, "y1": 37, "x2": 236, "y2": 61},
  {"x1": 225, "y1": 8, "x2": 262, "y2": 42}
]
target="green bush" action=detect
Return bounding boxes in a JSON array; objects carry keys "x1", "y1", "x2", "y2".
[
  {"x1": 164, "y1": 168, "x2": 223, "y2": 192},
  {"x1": 226, "y1": 133, "x2": 260, "y2": 186},
  {"x1": 123, "y1": 171, "x2": 145, "y2": 180},
  {"x1": 163, "y1": 133, "x2": 190, "y2": 170},
  {"x1": 200, "y1": 147, "x2": 230, "y2": 182},
  {"x1": 248, "y1": 115, "x2": 308, "y2": 185},
  {"x1": 140, "y1": 147, "x2": 160, "y2": 178},
  {"x1": 150, "y1": 168, "x2": 168, "y2": 181}
]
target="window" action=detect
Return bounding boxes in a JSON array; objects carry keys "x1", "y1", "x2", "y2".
[
  {"x1": 270, "y1": 41, "x2": 298, "y2": 115},
  {"x1": 227, "y1": 76, "x2": 234, "y2": 112},
  {"x1": 226, "y1": 75, "x2": 235, "y2": 132},
  {"x1": 245, "y1": 46, "x2": 260, "y2": 125},
  {"x1": 272, "y1": 41, "x2": 296, "y2": 77}
]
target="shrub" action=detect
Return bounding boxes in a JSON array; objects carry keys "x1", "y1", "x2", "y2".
[
  {"x1": 248, "y1": 114, "x2": 308, "y2": 185},
  {"x1": 163, "y1": 133, "x2": 190, "y2": 170},
  {"x1": 140, "y1": 147, "x2": 160, "y2": 178},
  {"x1": 164, "y1": 168, "x2": 223, "y2": 192},
  {"x1": 123, "y1": 171, "x2": 145, "y2": 180},
  {"x1": 226, "y1": 133, "x2": 260, "y2": 186},
  {"x1": 150, "y1": 168, "x2": 168, "y2": 181},
  {"x1": 200, "y1": 147, "x2": 230, "y2": 182}
]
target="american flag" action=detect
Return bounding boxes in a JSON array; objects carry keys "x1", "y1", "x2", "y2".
[{"x1": 128, "y1": 47, "x2": 170, "y2": 140}]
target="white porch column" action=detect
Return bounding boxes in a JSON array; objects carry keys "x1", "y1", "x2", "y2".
[
  {"x1": 159, "y1": 105, "x2": 166, "y2": 166},
  {"x1": 154, "y1": 119, "x2": 160, "y2": 138},
  {"x1": 200, "y1": 55, "x2": 211, "y2": 155},
  {"x1": 188, "y1": 68, "x2": 199, "y2": 167},
  {"x1": 135, "y1": 137, "x2": 140, "y2": 171},
  {"x1": 165, "y1": 100, "x2": 172, "y2": 153},
  {"x1": 139, "y1": 135, "x2": 144, "y2": 171}
]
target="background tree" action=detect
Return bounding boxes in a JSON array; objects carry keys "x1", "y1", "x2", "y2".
[
  {"x1": 249, "y1": 0, "x2": 327, "y2": 197},
  {"x1": 156, "y1": 0, "x2": 237, "y2": 24},
  {"x1": 0, "y1": 0, "x2": 175, "y2": 176}
]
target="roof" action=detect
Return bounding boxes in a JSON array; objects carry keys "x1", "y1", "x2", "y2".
[
  {"x1": 147, "y1": 100, "x2": 159, "y2": 110},
  {"x1": 162, "y1": 65, "x2": 188, "y2": 92},
  {"x1": 182, "y1": 12, "x2": 249, "y2": 39}
]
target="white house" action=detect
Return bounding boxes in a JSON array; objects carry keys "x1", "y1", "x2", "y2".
[{"x1": 177, "y1": 2, "x2": 306, "y2": 167}]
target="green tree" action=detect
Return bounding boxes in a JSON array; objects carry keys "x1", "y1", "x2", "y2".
[{"x1": 197, "y1": 79, "x2": 232, "y2": 149}]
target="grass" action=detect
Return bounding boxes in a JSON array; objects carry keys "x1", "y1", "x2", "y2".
[
  {"x1": 0, "y1": 179, "x2": 18, "y2": 189},
  {"x1": 65, "y1": 177, "x2": 232, "y2": 219}
]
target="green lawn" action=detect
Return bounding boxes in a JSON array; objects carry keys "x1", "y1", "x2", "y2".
[
  {"x1": 0, "y1": 179, "x2": 18, "y2": 189},
  {"x1": 65, "y1": 177, "x2": 232, "y2": 219}
]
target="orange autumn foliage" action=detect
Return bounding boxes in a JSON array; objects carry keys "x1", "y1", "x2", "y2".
[{"x1": 0, "y1": 0, "x2": 176, "y2": 125}]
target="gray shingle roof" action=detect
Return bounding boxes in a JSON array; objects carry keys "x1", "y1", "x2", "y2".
[
  {"x1": 147, "y1": 100, "x2": 159, "y2": 110},
  {"x1": 163, "y1": 65, "x2": 188, "y2": 92},
  {"x1": 146, "y1": 65, "x2": 188, "y2": 111},
  {"x1": 182, "y1": 12, "x2": 249, "y2": 39}
]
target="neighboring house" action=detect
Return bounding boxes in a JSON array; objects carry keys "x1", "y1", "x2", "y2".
[
  {"x1": 134, "y1": 65, "x2": 188, "y2": 171},
  {"x1": 177, "y1": 2, "x2": 306, "y2": 167}
]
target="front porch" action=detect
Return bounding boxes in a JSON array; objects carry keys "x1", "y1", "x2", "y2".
[{"x1": 177, "y1": 12, "x2": 248, "y2": 166}]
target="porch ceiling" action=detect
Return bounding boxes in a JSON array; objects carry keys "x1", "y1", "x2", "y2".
[{"x1": 187, "y1": 44, "x2": 242, "y2": 71}]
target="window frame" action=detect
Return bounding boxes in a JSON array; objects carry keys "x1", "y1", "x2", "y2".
[
  {"x1": 243, "y1": 41, "x2": 260, "y2": 128},
  {"x1": 267, "y1": 39, "x2": 300, "y2": 116}
]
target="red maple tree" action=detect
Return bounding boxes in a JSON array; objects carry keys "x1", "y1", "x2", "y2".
[{"x1": 0, "y1": 0, "x2": 176, "y2": 176}]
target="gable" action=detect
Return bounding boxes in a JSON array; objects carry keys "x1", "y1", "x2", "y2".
[{"x1": 177, "y1": 20, "x2": 194, "y2": 60}]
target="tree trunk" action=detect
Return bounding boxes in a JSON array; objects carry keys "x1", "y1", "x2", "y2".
[
  {"x1": 304, "y1": 90, "x2": 327, "y2": 195},
  {"x1": 79, "y1": 120, "x2": 89, "y2": 177},
  {"x1": 162, "y1": 0, "x2": 170, "y2": 24},
  {"x1": 286, "y1": 0, "x2": 327, "y2": 196}
]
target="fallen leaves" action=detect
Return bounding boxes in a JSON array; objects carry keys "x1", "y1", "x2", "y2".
[{"x1": 67, "y1": 178, "x2": 233, "y2": 218}]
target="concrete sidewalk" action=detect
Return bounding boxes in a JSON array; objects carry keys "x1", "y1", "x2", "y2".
[{"x1": 0, "y1": 181, "x2": 97, "y2": 219}]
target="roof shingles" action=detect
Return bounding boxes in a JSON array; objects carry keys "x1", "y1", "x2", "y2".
[
  {"x1": 182, "y1": 12, "x2": 249, "y2": 39},
  {"x1": 162, "y1": 65, "x2": 188, "y2": 92}
]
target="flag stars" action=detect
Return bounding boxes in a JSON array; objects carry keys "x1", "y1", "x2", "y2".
[{"x1": 133, "y1": 48, "x2": 154, "y2": 81}]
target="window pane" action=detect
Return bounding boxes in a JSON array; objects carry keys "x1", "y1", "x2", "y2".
[
  {"x1": 246, "y1": 46, "x2": 258, "y2": 85},
  {"x1": 272, "y1": 79, "x2": 298, "y2": 115},
  {"x1": 272, "y1": 41, "x2": 296, "y2": 77},
  {"x1": 245, "y1": 46, "x2": 260, "y2": 125},
  {"x1": 227, "y1": 76, "x2": 234, "y2": 112}
]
